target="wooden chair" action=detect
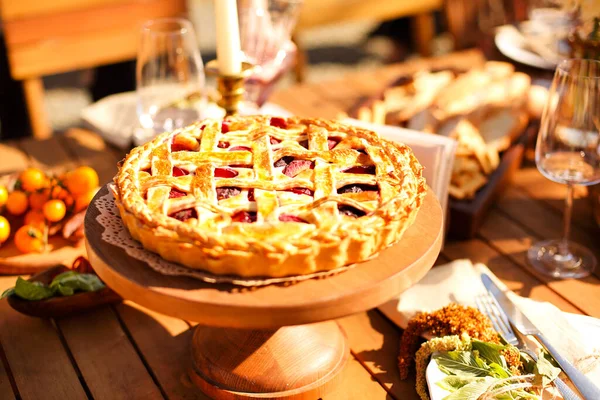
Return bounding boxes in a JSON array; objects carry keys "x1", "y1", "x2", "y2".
[
  {"x1": 0, "y1": 0, "x2": 186, "y2": 139},
  {"x1": 293, "y1": 0, "x2": 443, "y2": 82}
]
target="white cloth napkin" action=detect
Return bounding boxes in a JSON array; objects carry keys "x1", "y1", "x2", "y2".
[{"x1": 378, "y1": 259, "x2": 600, "y2": 386}]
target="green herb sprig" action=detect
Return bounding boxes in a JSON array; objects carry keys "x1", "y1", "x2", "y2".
[{"x1": 1, "y1": 271, "x2": 105, "y2": 301}]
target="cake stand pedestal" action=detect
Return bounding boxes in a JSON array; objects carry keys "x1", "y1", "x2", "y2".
[{"x1": 85, "y1": 186, "x2": 443, "y2": 399}]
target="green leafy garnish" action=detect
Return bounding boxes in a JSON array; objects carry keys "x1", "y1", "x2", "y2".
[
  {"x1": 1, "y1": 272, "x2": 105, "y2": 301},
  {"x1": 433, "y1": 350, "x2": 492, "y2": 377},
  {"x1": 533, "y1": 350, "x2": 561, "y2": 387},
  {"x1": 436, "y1": 376, "x2": 479, "y2": 392},
  {"x1": 50, "y1": 271, "x2": 105, "y2": 295},
  {"x1": 442, "y1": 377, "x2": 497, "y2": 400},
  {"x1": 430, "y1": 338, "x2": 560, "y2": 400}
]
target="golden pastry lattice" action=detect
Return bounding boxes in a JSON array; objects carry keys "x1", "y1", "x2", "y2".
[{"x1": 113, "y1": 115, "x2": 426, "y2": 277}]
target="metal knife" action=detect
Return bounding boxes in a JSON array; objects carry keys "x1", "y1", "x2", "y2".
[{"x1": 482, "y1": 273, "x2": 600, "y2": 400}]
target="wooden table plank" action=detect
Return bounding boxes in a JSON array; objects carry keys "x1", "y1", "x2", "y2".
[
  {"x1": 17, "y1": 136, "x2": 77, "y2": 175},
  {"x1": 511, "y1": 166, "x2": 596, "y2": 234},
  {"x1": 56, "y1": 306, "x2": 164, "y2": 400},
  {"x1": 478, "y1": 209, "x2": 600, "y2": 318},
  {"x1": 495, "y1": 185, "x2": 600, "y2": 277},
  {"x1": 0, "y1": 276, "x2": 88, "y2": 400},
  {"x1": 115, "y1": 301, "x2": 209, "y2": 399},
  {"x1": 58, "y1": 129, "x2": 124, "y2": 187},
  {"x1": 270, "y1": 84, "x2": 345, "y2": 119},
  {"x1": 0, "y1": 339, "x2": 16, "y2": 400},
  {"x1": 339, "y1": 311, "x2": 419, "y2": 400},
  {"x1": 329, "y1": 358, "x2": 392, "y2": 400}
]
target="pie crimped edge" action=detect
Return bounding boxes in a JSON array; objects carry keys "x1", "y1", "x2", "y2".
[{"x1": 113, "y1": 116, "x2": 427, "y2": 278}]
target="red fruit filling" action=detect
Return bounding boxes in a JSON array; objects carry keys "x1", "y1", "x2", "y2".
[
  {"x1": 248, "y1": 188, "x2": 255, "y2": 201},
  {"x1": 221, "y1": 121, "x2": 230, "y2": 133},
  {"x1": 216, "y1": 187, "x2": 241, "y2": 200},
  {"x1": 173, "y1": 166, "x2": 190, "y2": 177},
  {"x1": 169, "y1": 208, "x2": 198, "y2": 221},
  {"x1": 282, "y1": 160, "x2": 314, "y2": 177},
  {"x1": 215, "y1": 168, "x2": 239, "y2": 178},
  {"x1": 231, "y1": 211, "x2": 257, "y2": 223},
  {"x1": 328, "y1": 138, "x2": 340, "y2": 150},
  {"x1": 343, "y1": 166, "x2": 376, "y2": 174},
  {"x1": 269, "y1": 136, "x2": 282, "y2": 145},
  {"x1": 217, "y1": 141, "x2": 230, "y2": 148},
  {"x1": 270, "y1": 117, "x2": 287, "y2": 129},
  {"x1": 229, "y1": 146, "x2": 252, "y2": 152},
  {"x1": 338, "y1": 205, "x2": 366, "y2": 218},
  {"x1": 287, "y1": 187, "x2": 313, "y2": 196},
  {"x1": 279, "y1": 214, "x2": 308, "y2": 223},
  {"x1": 274, "y1": 156, "x2": 294, "y2": 168},
  {"x1": 169, "y1": 188, "x2": 186, "y2": 198}
]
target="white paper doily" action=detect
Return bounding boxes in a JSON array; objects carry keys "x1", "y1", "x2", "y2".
[{"x1": 95, "y1": 190, "x2": 353, "y2": 286}]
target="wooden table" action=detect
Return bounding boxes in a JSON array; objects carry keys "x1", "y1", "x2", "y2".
[{"x1": 0, "y1": 51, "x2": 599, "y2": 400}]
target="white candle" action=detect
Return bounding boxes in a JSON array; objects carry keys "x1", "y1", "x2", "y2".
[{"x1": 215, "y1": 0, "x2": 242, "y2": 75}]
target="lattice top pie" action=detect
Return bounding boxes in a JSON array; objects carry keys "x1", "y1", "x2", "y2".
[{"x1": 113, "y1": 116, "x2": 426, "y2": 278}]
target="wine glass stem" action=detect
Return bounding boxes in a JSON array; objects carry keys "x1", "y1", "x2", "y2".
[{"x1": 559, "y1": 184, "x2": 574, "y2": 257}]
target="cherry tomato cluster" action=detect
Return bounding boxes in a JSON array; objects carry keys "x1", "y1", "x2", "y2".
[{"x1": 0, "y1": 166, "x2": 99, "y2": 253}]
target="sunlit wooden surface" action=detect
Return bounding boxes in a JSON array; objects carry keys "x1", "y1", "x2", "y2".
[{"x1": 0, "y1": 51, "x2": 598, "y2": 399}]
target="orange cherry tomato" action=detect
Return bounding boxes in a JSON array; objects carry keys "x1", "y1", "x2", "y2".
[
  {"x1": 29, "y1": 189, "x2": 50, "y2": 210},
  {"x1": 74, "y1": 187, "x2": 99, "y2": 212},
  {"x1": 24, "y1": 210, "x2": 46, "y2": 230},
  {"x1": 51, "y1": 185, "x2": 74, "y2": 209},
  {"x1": 6, "y1": 191, "x2": 28, "y2": 215},
  {"x1": 0, "y1": 216, "x2": 10, "y2": 243},
  {"x1": 0, "y1": 185, "x2": 8, "y2": 208},
  {"x1": 43, "y1": 199, "x2": 66, "y2": 222},
  {"x1": 14, "y1": 225, "x2": 44, "y2": 254},
  {"x1": 19, "y1": 168, "x2": 47, "y2": 192},
  {"x1": 66, "y1": 166, "x2": 99, "y2": 197}
]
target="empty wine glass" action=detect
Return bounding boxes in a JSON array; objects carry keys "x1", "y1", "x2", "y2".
[
  {"x1": 136, "y1": 18, "x2": 205, "y2": 143},
  {"x1": 237, "y1": 0, "x2": 302, "y2": 109},
  {"x1": 528, "y1": 59, "x2": 600, "y2": 278}
]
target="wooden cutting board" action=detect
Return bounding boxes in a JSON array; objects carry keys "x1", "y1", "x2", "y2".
[{"x1": 0, "y1": 236, "x2": 85, "y2": 275}]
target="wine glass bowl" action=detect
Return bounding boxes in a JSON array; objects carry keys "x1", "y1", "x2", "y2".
[
  {"x1": 237, "y1": 0, "x2": 302, "y2": 108},
  {"x1": 136, "y1": 18, "x2": 205, "y2": 143},
  {"x1": 529, "y1": 58, "x2": 600, "y2": 278}
]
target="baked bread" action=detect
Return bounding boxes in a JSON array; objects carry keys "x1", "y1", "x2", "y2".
[{"x1": 113, "y1": 116, "x2": 427, "y2": 278}]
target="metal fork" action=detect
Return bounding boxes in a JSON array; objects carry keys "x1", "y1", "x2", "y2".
[{"x1": 474, "y1": 293, "x2": 582, "y2": 400}]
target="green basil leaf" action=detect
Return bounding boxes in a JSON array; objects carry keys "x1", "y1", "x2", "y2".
[
  {"x1": 13, "y1": 277, "x2": 54, "y2": 300},
  {"x1": 433, "y1": 351, "x2": 491, "y2": 377},
  {"x1": 1, "y1": 287, "x2": 15, "y2": 299},
  {"x1": 488, "y1": 362, "x2": 511, "y2": 379},
  {"x1": 436, "y1": 376, "x2": 480, "y2": 392},
  {"x1": 471, "y1": 339, "x2": 507, "y2": 366},
  {"x1": 50, "y1": 272, "x2": 104, "y2": 295},
  {"x1": 442, "y1": 377, "x2": 497, "y2": 400}
]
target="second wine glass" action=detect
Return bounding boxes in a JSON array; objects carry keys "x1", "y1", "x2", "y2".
[
  {"x1": 529, "y1": 58, "x2": 600, "y2": 278},
  {"x1": 136, "y1": 18, "x2": 205, "y2": 142}
]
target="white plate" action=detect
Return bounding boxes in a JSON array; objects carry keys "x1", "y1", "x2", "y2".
[
  {"x1": 426, "y1": 313, "x2": 600, "y2": 399},
  {"x1": 495, "y1": 25, "x2": 558, "y2": 71}
]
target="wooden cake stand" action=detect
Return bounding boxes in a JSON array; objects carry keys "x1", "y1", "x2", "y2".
[{"x1": 85, "y1": 186, "x2": 443, "y2": 399}]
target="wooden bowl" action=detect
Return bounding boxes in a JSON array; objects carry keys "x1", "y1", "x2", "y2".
[{"x1": 6, "y1": 265, "x2": 121, "y2": 318}]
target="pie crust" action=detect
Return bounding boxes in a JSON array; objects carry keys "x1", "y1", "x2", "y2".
[{"x1": 113, "y1": 116, "x2": 426, "y2": 277}]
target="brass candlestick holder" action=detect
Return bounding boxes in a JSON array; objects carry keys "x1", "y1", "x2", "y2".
[{"x1": 206, "y1": 60, "x2": 255, "y2": 116}]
